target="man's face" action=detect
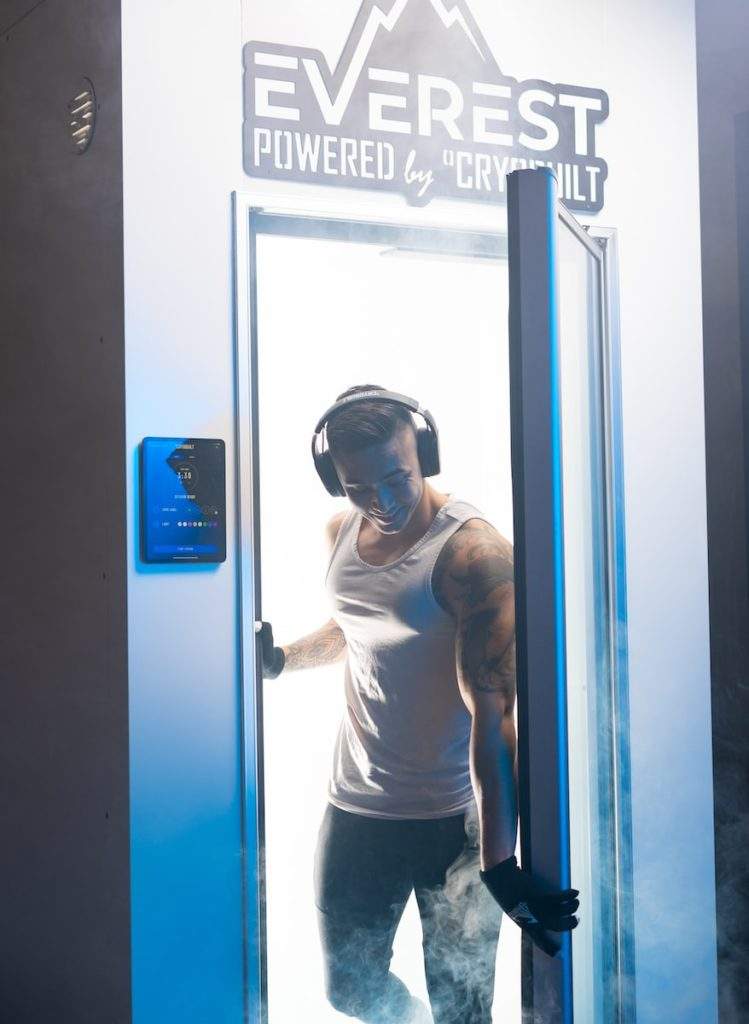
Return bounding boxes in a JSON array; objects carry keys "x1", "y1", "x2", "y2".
[{"x1": 333, "y1": 424, "x2": 424, "y2": 535}]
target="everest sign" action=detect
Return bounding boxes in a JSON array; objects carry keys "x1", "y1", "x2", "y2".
[{"x1": 243, "y1": 0, "x2": 609, "y2": 212}]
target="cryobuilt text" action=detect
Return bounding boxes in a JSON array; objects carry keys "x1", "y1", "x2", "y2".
[{"x1": 242, "y1": 0, "x2": 609, "y2": 212}]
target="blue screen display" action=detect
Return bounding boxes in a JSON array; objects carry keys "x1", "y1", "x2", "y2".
[{"x1": 140, "y1": 437, "x2": 226, "y2": 563}]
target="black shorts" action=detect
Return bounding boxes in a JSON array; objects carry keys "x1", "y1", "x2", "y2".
[{"x1": 314, "y1": 802, "x2": 502, "y2": 1024}]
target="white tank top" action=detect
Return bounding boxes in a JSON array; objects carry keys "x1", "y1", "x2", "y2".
[{"x1": 324, "y1": 495, "x2": 490, "y2": 819}]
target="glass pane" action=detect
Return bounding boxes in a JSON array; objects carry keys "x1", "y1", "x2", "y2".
[
  {"x1": 556, "y1": 218, "x2": 612, "y2": 1021},
  {"x1": 253, "y1": 222, "x2": 520, "y2": 1022}
]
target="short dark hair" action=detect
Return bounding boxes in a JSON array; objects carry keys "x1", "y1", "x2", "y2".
[{"x1": 326, "y1": 384, "x2": 416, "y2": 458}]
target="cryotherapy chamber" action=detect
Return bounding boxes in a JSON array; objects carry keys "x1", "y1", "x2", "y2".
[{"x1": 233, "y1": 168, "x2": 632, "y2": 1023}]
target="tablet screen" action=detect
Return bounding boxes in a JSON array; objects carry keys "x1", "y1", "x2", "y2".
[{"x1": 140, "y1": 437, "x2": 226, "y2": 563}]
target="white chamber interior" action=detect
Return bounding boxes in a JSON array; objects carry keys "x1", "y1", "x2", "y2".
[
  {"x1": 256, "y1": 226, "x2": 519, "y2": 1022},
  {"x1": 252, "y1": 216, "x2": 608, "y2": 1021}
]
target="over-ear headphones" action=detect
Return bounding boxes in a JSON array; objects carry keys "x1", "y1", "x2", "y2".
[{"x1": 311, "y1": 388, "x2": 441, "y2": 497}]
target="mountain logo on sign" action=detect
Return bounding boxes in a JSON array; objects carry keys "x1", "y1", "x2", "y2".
[{"x1": 243, "y1": 0, "x2": 609, "y2": 211}]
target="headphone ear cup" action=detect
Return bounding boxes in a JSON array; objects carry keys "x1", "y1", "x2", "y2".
[
  {"x1": 417, "y1": 428, "x2": 440, "y2": 478},
  {"x1": 316, "y1": 450, "x2": 346, "y2": 497}
]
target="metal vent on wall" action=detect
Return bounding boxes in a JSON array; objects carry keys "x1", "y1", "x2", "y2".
[{"x1": 68, "y1": 79, "x2": 96, "y2": 153}]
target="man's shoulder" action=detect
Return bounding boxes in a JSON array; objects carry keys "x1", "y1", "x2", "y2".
[
  {"x1": 432, "y1": 517, "x2": 514, "y2": 616},
  {"x1": 439, "y1": 517, "x2": 513, "y2": 569},
  {"x1": 325, "y1": 510, "x2": 349, "y2": 551}
]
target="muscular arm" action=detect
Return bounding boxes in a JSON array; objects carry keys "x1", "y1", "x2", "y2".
[
  {"x1": 281, "y1": 618, "x2": 347, "y2": 671},
  {"x1": 276, "y1": 511, "x2": 348, "y2": 673},
  {"x1": 433, "y1": 519, "x2": 518, "y2": 869}
]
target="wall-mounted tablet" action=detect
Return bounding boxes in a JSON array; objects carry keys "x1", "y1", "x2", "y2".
[{"x1": 140, "y1": 437, "x2": 226, "y2": 564}]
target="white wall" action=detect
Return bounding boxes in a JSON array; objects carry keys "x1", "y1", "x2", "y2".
[
  {"x1": 121, "y1": 2, "x2": 246, "y2": 1020},
  {"x1": 122, "y1": 1, "x2": 717, "y2": 1021}
]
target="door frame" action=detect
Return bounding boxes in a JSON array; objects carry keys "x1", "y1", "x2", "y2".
[{"x1": 232, "y1": 188, "x2": 632, "y2": 1024}]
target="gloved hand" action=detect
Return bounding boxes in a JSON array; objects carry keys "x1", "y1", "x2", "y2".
[
  {"x1": 258, "y1": 621, "x2": 285, "y2": 679},
  {"x1": 480, "y1": 855, "x2": 579, "y2": 958}
]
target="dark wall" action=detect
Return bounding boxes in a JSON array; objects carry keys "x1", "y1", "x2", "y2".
[
  {"x1": 696, "y1": 2, "x2": 749, "y2": 1020},
  {"x1": 0, "y1": 2, "x2": 130, "y2": 1021},
  {"x1": 739, "y1": 113, "x2": 749, "y2": 539}
]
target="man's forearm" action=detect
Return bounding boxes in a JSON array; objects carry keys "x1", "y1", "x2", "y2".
[
  {"x1": 470, "y1": 710, "x2": 518, "y2": 870},
  {"x1": 281, "y1": 618, "x2": 347, "y2": 671}
]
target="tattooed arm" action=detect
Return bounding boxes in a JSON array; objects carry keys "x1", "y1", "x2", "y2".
[
  {"x1": 278, "y1": 511, "x2": 348, "y2": 672},
  {"x1": 281, "y1": 619, "x2": 347, "y2": 671},
  {"x1": 433, "y1": 519, "x2": 518, "y2": 869}
]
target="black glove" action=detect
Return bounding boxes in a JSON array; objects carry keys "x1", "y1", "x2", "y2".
[
  {"x1": 480, "y1": 855, "x2": 579, "y2": 958},
  {"x1": 258, "y1": 621, "x2": 285, "y2": 679}
]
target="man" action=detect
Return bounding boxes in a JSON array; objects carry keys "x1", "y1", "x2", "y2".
[{"x1": 260, "y1": 385, "x2": 578, "y2": 1024}]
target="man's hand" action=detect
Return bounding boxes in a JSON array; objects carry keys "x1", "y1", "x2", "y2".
[
  {"x1": 259, "y1": 621, "x2": 285, "y2": 679},
  {"x1": 480, "y1": 855, "x2": 579, "y2": 957}
]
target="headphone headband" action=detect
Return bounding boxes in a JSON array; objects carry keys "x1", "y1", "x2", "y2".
[{"x1": 312, "y1": 389, "x2": 427, "y2": 435}]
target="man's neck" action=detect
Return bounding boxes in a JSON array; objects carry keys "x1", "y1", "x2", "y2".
[
  {"x1": 363, "y1": 484, "x2": 450, "y2": 551},
  {"x1": 410, "y1": 484, "x2": 450, "y2": 535}
]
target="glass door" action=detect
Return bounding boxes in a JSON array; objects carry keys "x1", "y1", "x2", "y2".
[{"x1": 507, "y1": 168, "x2": 633, "y2": 1023}]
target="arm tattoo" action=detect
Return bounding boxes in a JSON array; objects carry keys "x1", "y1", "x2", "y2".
[
  {"x1": 433, "y1": 521, "x2": 514, "y2": 602},
  {"x1": 433, "y1": 520, "x2": 516, "y2": 707},
  {"x1": 458, "y1": 615, "x2": 516, "y2": 702},
  {"x1": 283, "y1": 618, "x2": 347, "y2": 671}
]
